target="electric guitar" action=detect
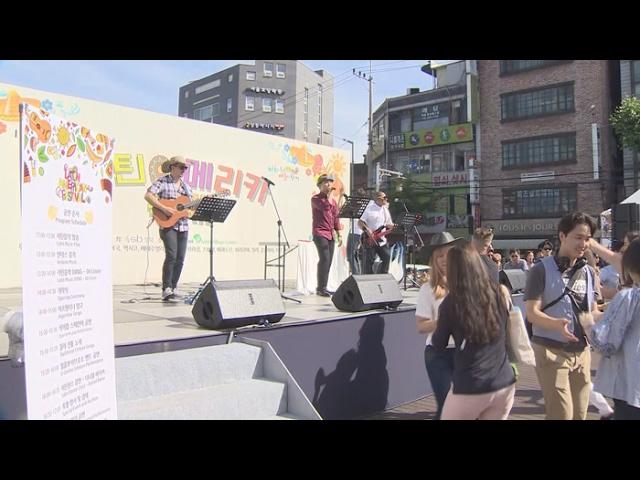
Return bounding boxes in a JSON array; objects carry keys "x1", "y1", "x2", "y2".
[
  {"x1": 153, "y1": 190, "x2": 231, "y2": 228},
  {"x1": 360, "y1": 224, "x2": 399, "y2": 247}
]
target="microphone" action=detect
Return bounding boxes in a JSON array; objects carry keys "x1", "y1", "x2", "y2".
[
  {"x1": 343, "y1": 193, "x2": 349, "y2": 200},
  {"x1": 262, "y1": 176, "x2": 275, "y2": 186}
]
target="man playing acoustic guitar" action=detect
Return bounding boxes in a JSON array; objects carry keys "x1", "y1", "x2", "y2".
[
  {"x1": 358, "y1": 191, "x2": 394, "y2": 275},
  {"x1": 144, "y1": 156, "x2": 193, "y2": 301}
]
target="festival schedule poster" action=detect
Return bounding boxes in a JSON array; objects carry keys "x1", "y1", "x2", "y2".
[{"x1": 21, "y1": 104, "x2": 117, "y2": 419}]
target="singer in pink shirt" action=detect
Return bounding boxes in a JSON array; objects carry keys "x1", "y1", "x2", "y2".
[{"x1": 311, "y1": 174, "x2": 342, "y2": 297}]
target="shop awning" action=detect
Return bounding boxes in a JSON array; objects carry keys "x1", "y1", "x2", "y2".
[{"x1": 491, "y1": 239, "x2": 545, "y2": 250}]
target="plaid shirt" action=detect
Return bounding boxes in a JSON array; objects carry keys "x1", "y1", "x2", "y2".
[{"x1": 148, "y1": 174, "x2": 193, "y2": 232}]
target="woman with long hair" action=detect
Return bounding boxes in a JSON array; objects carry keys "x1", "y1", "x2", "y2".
[
  {"x1": 580, "y1": 238, "x2": 640, "y2": 419},
  {"x1": 415, "y1": 232, "x2": 464, "y2": 420},
  {"x1": 432, "y1": 243, "x2": 517, "y2": 420}
]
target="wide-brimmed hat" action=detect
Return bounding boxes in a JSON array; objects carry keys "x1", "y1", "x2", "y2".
[
  {"x1": 424, "y1": 231, "x2": 465, "y2": 257},
  {"x1": 161, "y1": 156, "x2": 188, "y2": 173},
  {"x1": 316, "y1": 173, "x2": 335, "y2": 186}
]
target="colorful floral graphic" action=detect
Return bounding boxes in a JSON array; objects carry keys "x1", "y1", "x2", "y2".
[
  {"x1": 22, "y1": 105, "x2": 114, "y2": 205},
  {"x1": 0, "y1": 121, "x2": 6, "y2": 135},
  {"x1": 276, "y1": 141, "x2": 347, "y2": 202}
]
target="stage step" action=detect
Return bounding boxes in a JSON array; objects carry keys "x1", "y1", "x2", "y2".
[
  {"x1": 116, "y1": 343, "x2": 262, "y2": 402},
  {"x1": 115, "y1": 341, "x2": 321, "y2": 420},
  {"x1": 118, "y1": 379, "x2": 287, "y2": 420}
]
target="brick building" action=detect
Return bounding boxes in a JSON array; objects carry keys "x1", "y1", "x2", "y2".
[{"x1": 477, "y1": 60, "x2": 621, "y2": 251}]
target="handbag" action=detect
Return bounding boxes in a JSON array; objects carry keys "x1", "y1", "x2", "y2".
[{"x1": 505, "y1": 302, "x2": 536, "y2": 367}]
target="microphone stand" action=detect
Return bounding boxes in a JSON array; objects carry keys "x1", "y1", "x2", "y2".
[
  {"x1": 265, "y1": 181, "x2": 301, "y2": 303},
  {"x1": 402, "y1": 201, "x2": 425, "y2": 290}
]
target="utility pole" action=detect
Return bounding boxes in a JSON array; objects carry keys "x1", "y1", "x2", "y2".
[{"x1": 353, "y1": 63, "x2": 374, "y2": 164}]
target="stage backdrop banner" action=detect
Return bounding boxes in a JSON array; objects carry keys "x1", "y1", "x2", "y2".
[
  {"x1": 0, "y1": 82, "x2": 350, "y2": 289},
  {"x1": 21, "y1": 104, "x2": 117, "y2": 419}
]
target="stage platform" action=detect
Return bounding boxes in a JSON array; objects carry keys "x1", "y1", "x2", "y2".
[
  {"x1": 1, "y1": 281, "x2": 430, "y2": 420},
  {"x1": 0, "y1": 282, "x2": 420, "y2": 357}
]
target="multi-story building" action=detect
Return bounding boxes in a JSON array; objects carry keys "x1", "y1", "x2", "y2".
[
  {"x1": 178, "y1": 60, "x2": 334, "y2": 145},
  {"x1": 477, "y1": 60, "x2": 621, "y2": 251},
  {"x1": 620, "y1": 60, "x2": 640, "y2": 198},
  {"x1": 367, "y1": 60, "x2": 480, "y2": 240}
]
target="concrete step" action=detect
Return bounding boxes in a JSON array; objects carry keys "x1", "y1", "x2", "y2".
[
  {"x1": 116, "y1": 343, "x2": 262, "y2": 402},
  {"x1": 117, "y1": 378, "x2": 287, "y2": 420},
  {"x1": 264, "y1": 414, "x2": 301, "y2": 420}
]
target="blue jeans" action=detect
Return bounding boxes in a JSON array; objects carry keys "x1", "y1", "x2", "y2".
[
  {"x1": 424, "y1": 345, "x2": 455, "y2": 420},
  {"x1": 159, "y1": 228, "x2": 188, "y2": 290}
]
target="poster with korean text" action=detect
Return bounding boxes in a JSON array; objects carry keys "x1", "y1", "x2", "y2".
[{"x1": 21, "y1": 104, "x2": 117, "y2": 419}]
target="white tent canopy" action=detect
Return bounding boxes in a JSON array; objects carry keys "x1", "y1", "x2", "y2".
[{"x1": 621, "y1": 188, "x2": 640, "y2": 204}]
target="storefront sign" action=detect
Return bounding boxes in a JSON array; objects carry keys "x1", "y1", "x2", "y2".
[
  {"x1": 414, "y1": 102, "x2": 449, "y2": 121},
  {"x1": 432, "y1": 171, "x2": 469, "y2": 187},
  {"x1": 389, "y1": 133, "x2": 405, "y2": 151},
  {"x1": 484, "y1": 219, "x2": 558, "y2": 237},
  {"x1": 249, "y1": 87, "x2": 284, "y2": 95},
  {"x1": 404, "y1": 123, "x2": 473, "y2": 149},
  {"x1": 243, "y1": 122, "x2": 285, "y2": 131}
]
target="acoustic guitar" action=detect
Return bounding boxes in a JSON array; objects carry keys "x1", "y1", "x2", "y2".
[{"x1": 152, "y1": 196, "x2": 201, "y2": 229}]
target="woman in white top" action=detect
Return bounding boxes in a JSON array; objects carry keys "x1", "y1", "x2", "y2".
[{"x1": 415, "y1": 232, "x2": 464, "y2": 420}]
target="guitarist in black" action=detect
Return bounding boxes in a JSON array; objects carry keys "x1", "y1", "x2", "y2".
[
  {"x1": 144, "y1": 156, "x2": 193, "y2": 301},
  {"x1": 358, "y1": 191, "x2": 394, "y2": 275}
]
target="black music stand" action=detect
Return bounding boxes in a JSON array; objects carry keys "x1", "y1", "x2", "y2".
[
  {"x1": 396, "y1": 210, "x2": 424, "y2": 290},
  {"x1": 190, "y1": 196, "x2": 237, "y2": 284},
  {"x1": 338, "y1": 195, "x2": 371, "y2": 275}
]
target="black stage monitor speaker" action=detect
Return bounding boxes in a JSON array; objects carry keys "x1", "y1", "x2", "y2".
[
  {"x1": 331, "y1": 274, "x2": 403, "y2": 312},
  {"x1": 613, "y1": 203, "x2": 640, "y2": 242},
  {"x1": 499, "y1": 269, "x2": 527, "y2": 294},
  {"x1": 192, "y1": 279, "x2": 285, "y2": 330}
]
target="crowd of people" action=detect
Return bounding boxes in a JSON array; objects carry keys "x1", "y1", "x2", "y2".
[
  {"x1": 308, "y1": 180, "x2": 640, "y2": 420},
  {"x1": 415, "y1": 213, "x2": 640, "y2": 420}
]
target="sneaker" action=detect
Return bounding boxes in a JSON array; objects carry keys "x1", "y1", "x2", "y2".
[
  {"x1": 162, "y1": 288, "x2": 175, "y2": 301},
  {"x1": 316, "y1": 289, "x2": 331, "y2": 297},
  {"x1": 171, "y1": 288, "x2": 184, "y2": 299}
]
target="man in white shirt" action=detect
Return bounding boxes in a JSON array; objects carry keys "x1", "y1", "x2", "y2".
[{"x1": 358, "y1": 191, "x2": 394, "y2": 274}]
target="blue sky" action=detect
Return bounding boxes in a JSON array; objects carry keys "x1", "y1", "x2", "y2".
[{"x1": 0, "y1": 60, "x2": 436, "y2": 161}]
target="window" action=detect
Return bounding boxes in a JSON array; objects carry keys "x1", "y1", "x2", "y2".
[
  {"x1": 400, "y1": 111, "x2": 412, "y2": 133},
  {"x1": 227, "y1": 98, "x2": 233, "y2": 113},
  {"x1": 276, "y1": 63, "x2": 286, "y2": 78},
  {"x1": 634, "y1": 60, "x2": 640, "y2": 97},
  {"x1": 195, "y1": 79, "x2": 221, "y2": 95},
  {"x1": 245, "y1": 96, "x2": 254, "y2": 111},
  {"x1": 503, "y1": 185, "x2": 577, "y2": 218},
  {"x1": 184, "y1": 90, "x2": 190, "y2": 99},
  {"x1": 499, "y1": 60, "x2": 571, "y2": 75},
  {"x1": 501, "y1": 83, "x2": 574, "y2": 121},
  {"x1": 228, "y1": 74, "x2": 233, "y2": 83},
  {"x1": 211, "y1": 103, "x2": 220, "y2": 117},
  {"x1": 194, "y1": 104, "x2": 213, "y2": 122},
  {"x1": 275, "y1": 99, "x2": 284, "y2": 114},
  {"x1": 246, "y1": 71, "x2": 256, "y2": 81},
  {"x1": 264, "y1": 62, "x2": 273, "y2": 77},
  {"x1": 502, "y1": 133, "x2": 576, "y2": 168},
  {"x1": 262, "y1": 98, "x2": 272, "y2": 113}
]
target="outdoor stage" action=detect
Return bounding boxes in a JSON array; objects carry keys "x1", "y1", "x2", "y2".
[{"x1": 0, "y1": 282, "x2": 434, "y2": 420}]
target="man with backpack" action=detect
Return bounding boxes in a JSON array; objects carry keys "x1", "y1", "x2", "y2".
[{"x1": 524, "y1": 213, "x2": 600, "y2": 420}]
